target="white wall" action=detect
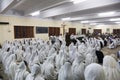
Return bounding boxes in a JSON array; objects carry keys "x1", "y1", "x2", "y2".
[
  {"x1": 0, "y1": 14, "x2": 120, "y2": 44},
  {"x1": 0, "y1": 15, "x2": 85, "y2": 44}
]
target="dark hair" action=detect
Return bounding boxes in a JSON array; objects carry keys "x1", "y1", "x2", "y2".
[
  {"x1": 7, "y1": 47, "x2": 10, "y2": 52},
  {"x1": 23, "y1": 60, "x2": 28, "y2": 67}
]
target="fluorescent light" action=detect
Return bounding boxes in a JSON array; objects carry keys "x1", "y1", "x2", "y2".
[
  {"x1": 71, "y1": 0, "x2": 87, "y2": 4},
  {"x1": 110, "y1": 18, "x2": 120, "y2": 21},
  {"x1": 98, "y1": 11, "x2": 115, "y2": 17},
  {"x1": 90, "y1": 23, "x2": 97, "y2": 25},
  {"x1": 81, "y1": 20, "x2": 89, "y2": 23},
  {"x1": 70, "y1": 17, "x2": 82, "y2": 21},
  {"x1": 62, "y1": 17, "x2": 71, "y2": 21},
  {"x1": 115, "y1": 22, "x2": 120, "y2": 24},
  {"x1": 30, "y1": 11, "x2": 40, "y2": 16}
]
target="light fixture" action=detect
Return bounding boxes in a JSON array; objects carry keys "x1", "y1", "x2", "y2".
[
  {"x1": 90, "y1": 23, "x2": 97, "y2": 25},
  {"x1": 71, "y1": 0, "x2": 87, "y2": 4},
  {"x1": 115, "y1": 22, "x2": 120, "y2": 24},
  {"x1": 30, "y1": 11, "x2": 40, "y2": 16},
  {"x1": 110, "y1": 18, "x2": 120, "y2": 21},
  {"x1": 81, "y1": 20, "x2": 89, "y2": 23},
  {"x1": 98, "y1": 11, "x2": 116, "y2": 17},
  {"x1": 70, "y1": 17, "x2": 82, "y2": 21},
  {"x1": 61, "y1": 17, "x2": 71, "y2": 21}
]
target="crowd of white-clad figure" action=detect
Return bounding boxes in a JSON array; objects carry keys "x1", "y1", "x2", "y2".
[{"x1": 0, "y1": 36, "x2": 120, "y2": 80}]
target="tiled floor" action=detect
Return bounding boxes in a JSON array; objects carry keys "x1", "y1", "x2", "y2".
[{"x1": 102, "y1": 46, "x2": 120, "y2": 56}]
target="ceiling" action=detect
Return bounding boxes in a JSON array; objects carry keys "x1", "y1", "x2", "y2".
[{"x1": 0, "y1": 0, "x2": 120, "y2": 25}]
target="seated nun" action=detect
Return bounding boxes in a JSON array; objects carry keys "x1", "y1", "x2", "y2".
[
  {"x1": 85, "y1": 48, "x2": 98, "y2": 66},
  {"x1": 8, "y1": 54, "x2": 18, "y2": 80},
  {"x1": 99, "y1": 37, "x2": 104, "y2": 48},
  {"x1": 25, "y1": 64, "x2": 44, "y2": 80},
  {"x1": 15, "y1": 49, "x2": 23, "y2": 62},
  {"x1": 14, "y1": 61, "x2": 29, "y2": 80},
  {"x1": 38, "y1": 50, "x2": 46, "y2": 64},
  {"x1": 48, "y1": 46, "x2": 56, "y2": 57},
  {"x1": 29, "y1": 50, "x2": 39, "y2": 67},
  {"x1": 56, "y1": 49, "x2": 68, "y2": 71},
  {"x1": 108, "y1": 38, "x2": 117, "y2": 49},
  {"x1": 42, "y1": 56, "x2": 57, "y2": 80},
  {"x1": 103, "y1": 55, "x2": 120, "y2": 80},
  {"x1": 58, "y1": 61, "x2": 73, "y2": 80},
  {"x1": 5, "y1": 53, "x2": 17, "y2": 69},
  {"x1": 78, "y1": 43, "x2": 87, "y2": 57},
  {"x1": 2, "y1": 51, "x2": 12, "y2": 68},
  {"x1": 55, "y1": 50, "x2": 64, "y2": 71},
  {"x1": 72, "y1": 54, "x2": 85, "y2": 80},
  {"x1": 69, "y1": 46, "x2": 78, "y2": 62},
  {"x1": 84, "y1": 63, "x2": 105, "y2": 80}
]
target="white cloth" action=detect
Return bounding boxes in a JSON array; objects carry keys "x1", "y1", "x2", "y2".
[
  {"x1": 58, "y1": 62, "x2": 73, "y2": 80},
  {"x1": 69, "y1": 46, "x2": 77, "y2": 62},
  {"x1": 8, "y1": 54, "x2": 18, "y2": 80},
  {"x1": 15, "y1": 61, "x2": 29, "y2": 80},
  {"x1": 84, "y1": 63, "x2": 105, "y2": 80},
  {"x1": 103, "y1": 55, "x2": 120, "y2": 80},
  {"x1": 72, "y1": 55, "x2": 85, "y2": 80},
  {"x1": 55, "y1": 49, "x2": 68, "y2": 71},
  {"x1": 26, "y1": 64, "x2": 44, "y2": 80},
  {"x1": 42, "y1": 56, "x2": 57, "y2": 80},
  {"x1": 85, "y1": 48, "x2": 97, "y2": 66}
]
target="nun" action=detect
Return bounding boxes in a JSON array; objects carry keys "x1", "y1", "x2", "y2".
[
  {"x1": 72, "y1": 54, "x2": 85, "y2": 80},
  {"x1": 84, "y1": 63, "x2": 105, "y2": 80},
  {"x1": 58, "y1": 62, "x2": 73, "y2": 80},
  {"x1": 25, "y1": 64, "x2": 44, "y2": 80},
  {"x1": 14, "y1": 61, "x2": 29, "y2": 80},
  {"x1": 8, "y1": 54, "x2": 18, "y2": 80},
  {"x1": 69, "y1": 45, "x2": 77, "y2": 62},
  {"x1": 42, "y1": 56, "x2": 57, "y2": 80},
  {"x1": 103, "y1": 55, "x2": 120, "y2": 80},
  {"x1": 85, "y1": 48, "x2": 98, "y2": 66},
  {"x1": 56, "y1": 49, "x2": 68, "y2": 71}
]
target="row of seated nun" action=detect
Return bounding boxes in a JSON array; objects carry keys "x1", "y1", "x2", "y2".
[
  {"x1": 108, "y1": 37, "x2": 120, "y2": 49},
  {"x1": 0, "y1": 36, "x2": 120, "y2": 80}
]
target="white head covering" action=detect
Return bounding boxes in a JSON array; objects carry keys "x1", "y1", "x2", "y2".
[
  {"x1": 84, "y1": 63, "x2": 105, "y2": 80},
  {"x1": 15, "y1": 61, "x2": 29, "y2": 80},
  {"x1": 103, "y1": 55, "x2": 120, "y2": 80},
  {"x1": 58, "y1": 62, "x2": 73, "y2": 80},
  {"x1": 8, "y1": 54, "x2": 18, "y2": 80},
  {"x1": 31, "y1": 64, "x2": 41, "y2": 76},
  {"x1": 18, "y1": 61, "x2": 26, "y2": 70},
  {"x1": 103, "y1": 55, "x2": 119, "y2": 68},
  {"x1": 72, "y1": 54, "x2": 85, "y2": 80},
  {"x1": 42, "y1": 55, "x2": 56, "y2": 80},
  {"x1": 26, "y1": 64, "x2": 44, "y2": 80},
  {"x1": 85, "y1": 48, "x2": 97, "y2": 66}
]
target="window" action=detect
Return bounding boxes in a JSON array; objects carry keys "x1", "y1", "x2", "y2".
[
  {"x1": 36, "y1": 27, "x2": 48, "y2": 33},
  {"x1": 14, "y1": 26, "x2": 34, "y2": 38},
  {"x1": 49, "y1": 27, "x2": 60, "y2": 36},
  {"x1": 113, "y1": 29, "x2": 120, "y2": 35}
]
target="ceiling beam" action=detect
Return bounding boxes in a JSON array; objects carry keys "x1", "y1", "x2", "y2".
[
  {"x1": 24, "y1": 0, "x2": 69, "y2": 15},
  {"x1": 0, "y1": 0, "x2": 18, "y2": 13},
  {"x1": 40, "y1": 0, "x2": 120, "y2": 18}
]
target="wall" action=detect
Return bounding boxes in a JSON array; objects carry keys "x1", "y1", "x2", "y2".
[
  {"x1": 0, "y1": 14, "x2": 85, "y2": 44},
  {"x1": 91, "y1": 25, "x2": 120, "y2": 33},
  {"x1": 0, "y1": 14, "x2": 120, "y2": 44}
]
